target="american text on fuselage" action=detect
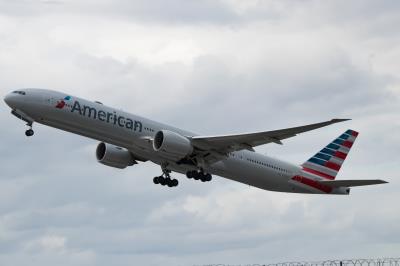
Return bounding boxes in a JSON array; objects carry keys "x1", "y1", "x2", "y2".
[{"x1": 70, "y1": 100, "x2": 143, "y2": 132}]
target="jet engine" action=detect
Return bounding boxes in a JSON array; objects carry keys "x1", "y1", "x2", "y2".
[
  {"x1": 96, "y1": 142, "x2": 137, "y2": 169},
  {"x1": 153, "y1": 130, "x2": 193, "y2": 160}
]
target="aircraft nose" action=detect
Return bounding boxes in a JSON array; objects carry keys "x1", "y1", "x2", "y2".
[
  {"x1": 4, "y1": 93, "x2": 12, "y2": 106},
  {"x1": 4, "y1": 93, "x2": 18, "y2": 108}
]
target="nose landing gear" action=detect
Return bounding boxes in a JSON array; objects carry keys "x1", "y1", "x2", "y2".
[
  {"x1": 25, "y1": 128, "x2": 34, "y2": 137},
  {"x1": 10, "y1": 110, "x2": 35, "y2": 137},
  {"x1": 25, "y1": 122, "x2": 34, "y2": 137}
]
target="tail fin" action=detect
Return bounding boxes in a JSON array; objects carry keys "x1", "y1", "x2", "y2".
[{"x1": 302, "y1": 129, "x2": 359, "y2": 180}]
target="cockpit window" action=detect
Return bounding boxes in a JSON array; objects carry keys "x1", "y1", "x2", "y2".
[{"x1": 12, "y1": 90, "x2": 26, "y2": 95}]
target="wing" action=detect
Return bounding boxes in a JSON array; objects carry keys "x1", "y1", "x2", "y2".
[
  {"x1": 191, "y1": 119, "x2": 350, "y2": 158},
  {"x1": 318, "y1": 179, "x2": 388, "y2": 188}
]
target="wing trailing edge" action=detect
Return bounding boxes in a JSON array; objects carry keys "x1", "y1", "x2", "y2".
[{"x1": 191, "y1": 118, "x2": 351, "y2": 154}]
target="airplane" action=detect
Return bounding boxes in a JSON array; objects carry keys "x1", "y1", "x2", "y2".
[{"x1": 4, "y1": 89, "x2": 387, "y2": 195}]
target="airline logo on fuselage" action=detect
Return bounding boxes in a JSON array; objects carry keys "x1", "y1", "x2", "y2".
[
  {"x1": 55, "y1": 96, "x2": 72, "y2": 109},
  {"x1": 69, "y1": 100, "x2": 142, "y2": 132}
]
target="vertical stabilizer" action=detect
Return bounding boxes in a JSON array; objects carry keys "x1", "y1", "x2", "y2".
[{"x1": 301, "y1": 129, "x2": 359, "y2": 180}]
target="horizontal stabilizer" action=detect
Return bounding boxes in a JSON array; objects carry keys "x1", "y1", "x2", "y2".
[{"x1": 318, "y1": 179, "x2": 388, "y2": 188}]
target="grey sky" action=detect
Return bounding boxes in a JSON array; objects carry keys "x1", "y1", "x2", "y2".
[{"x1": 0, "y1": 1, "x2": 399, "y2": 265}]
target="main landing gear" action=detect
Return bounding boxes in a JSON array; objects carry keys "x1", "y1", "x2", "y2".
[
  {"x1": 153, "y1": 176, "x2": 178, "y2": 187},
  {"x1": 186, "y1": 170, "x2": 212, "y2": 182},
  {"x1": 153, "y1": 163, "x2": 212, "y2": 188},
  {"x1": 153, "y1": 164, "x2": 179, "y2": 188}
]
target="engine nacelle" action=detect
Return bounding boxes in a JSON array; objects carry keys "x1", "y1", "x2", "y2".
[
  {"x1": 96, "y1": 142, "x2": 137, "y2": 169},
  {"x1": 153, "y1": 130, "x2": 193, "y2": 160}
]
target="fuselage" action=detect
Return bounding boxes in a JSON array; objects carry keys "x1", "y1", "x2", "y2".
[{"x1": 4, "y1": 88, "x2": 347, "y2": 194}]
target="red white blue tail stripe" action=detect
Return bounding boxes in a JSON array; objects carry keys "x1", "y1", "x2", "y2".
[
  {"x1": 290, "y1": 129, "x2": 358, "y2": 194},
  {"x1": 301, "y1": 129, "x2": 358, "y2": 180}
]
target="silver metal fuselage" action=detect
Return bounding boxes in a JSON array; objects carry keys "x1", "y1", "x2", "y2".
[{"x1": 4, "y1": 88, "x2": 332, "y2": 194}]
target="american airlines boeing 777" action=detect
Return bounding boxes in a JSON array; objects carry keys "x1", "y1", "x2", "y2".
[{"x1": 4, "y1": 89, "x2": 387, "y2": 194}]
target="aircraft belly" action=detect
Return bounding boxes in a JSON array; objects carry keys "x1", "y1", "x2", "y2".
[{"x1": 209, "y1": 158, "x2": 294, "y2": 192}]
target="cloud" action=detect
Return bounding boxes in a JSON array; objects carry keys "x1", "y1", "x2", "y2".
[
  {"x1": 0, "y1": 0, "x2": 239, "y2": 24},
  {"x1": 24, "y1": 234, "x2": 67, "y2": 253},
  {"x1": 0, "y1": 0, "x2": 399, "y2": 265}
]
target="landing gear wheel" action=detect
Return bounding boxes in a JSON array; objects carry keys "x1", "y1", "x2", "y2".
[
  {"x1": 186, "y1": 171, "x2": 194, "y2": 179},
  {"x1": 164, "y1": 177, "x2": 172, "y2": 187},
  {"x1": 25, "y1": 129, "x2": 34, "y2": 137},
  {"x1": 172, "y1": 179, "x2": 179, "y2": 187},
  {"x1": 159, "y1": 176, "x2": 166, "y2": 186},
  {"x1": 186, "y1": 170, "x2": 212, "y2": 182},
  {"x1": 153, "y1": 176, "x2": 160, "y2": 184},
  {"x1": 193, "y1": 173, "x2": 200, "y2": 180}
]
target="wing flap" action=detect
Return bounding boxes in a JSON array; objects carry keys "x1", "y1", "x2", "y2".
[{"x1": 318, "y1": 179, "x2": 388, "y2": 188}]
